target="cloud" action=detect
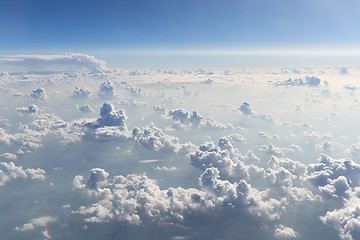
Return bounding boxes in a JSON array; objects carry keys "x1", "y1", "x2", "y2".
[
  {"x1": 344, "y1": 84, "x2": 357, "y2": 95},
  {"x1": 126, "y1": 85, "x2": 146, "y2": 96},
  {"x1": 77, "y1": 103, "x2": 196, "y2": 154},
  {"x1": 97, "y1": 102, "x2": 127, "y2": 128},
  {"x1": 274, "y1": 225, "x2": 299, "y2": 239},
  {"x1": 119, "y1": 98, "x2": 147, "y2": 107},
  {"x1": 306, "y1": 154, "x2": 360, "y2": 199},
  {"x1": 98, "y1": 81, "x2": 115, "y2": 98},
  {"x1": 3, "y1": 55, "x2": 360, "y2": 239},
  {"x1": 273, "y1": 76, "x2": 321, "y2": 87},
  {"x1": 316, "y1": 140, "x2": 333, "y2": 153},
  {"x1": 17, "y1": 105, "x2": 40, "y2": 114},
  {"x1": 77, "y1": 102, "x2": 131, "y2": 141},
  {"x1": 73, "y1": 169, "x2": 210, "y2": 224},
  {"x1": 86, "y1": 168, "x2": 110, "y2": 190},
  {"x1": 15, "y1": 216, "x2": 57, "y2": 232},
  {"x1": 74, "y1": 166, "x2": 283, "y2": 228},
  {"x1": 0, "y1": 162, "x2": 46, "y2": 187},
  {"x1": 132, "y1": 124, "x2": 195, "y2": 153},
  {"x1": 154, "y1": 166, "x2": 177, "y2": 171},
  {"x1": 339, "y1": 67, "x2": 348, "y2": 75},
  {"x1": 240, "y1": 102, "x2": 253, "y2": 116},
  {"x1": 0, "y1": 53, "x2": 110, "y2": 73},
  {"x1": 168, "y1": 108, "x2": 233, "y2": 130},
  {"x1": 348, "y1": 144, "x2": 360, "y2": 157},
  {"x1": 260, "y1": 144, "x2": 284, "y2": 157},
  {"x1": 0, "y1": 152, "x2": 17, "y2": 160},
  {"x1": 78, "y1": 104, "x2": 93, "y2": 113},
  {"x1": 320, "y1": 188, "x2": 360, "y2": 240},
  {"x1": 31, "y1": 88, "x2": 46, "y2": 101},
  {"x1": 72, "y1": 87, "x2": 91, "y2": 99},
  {"x1": 239, "y1": 102, "x2": 273, "y2": 122},
  {"x1": 153, "y1": 105, "x2": 167, "y2": 115},
  {"x1": 190, "y1": 137, "x2": 264, "y2": 180},
  {"x1": 266, "y1": 156, "x2": 317, "y2": 202},
  {"x1": 0, "y1": 128, "x2": 15, "y2": 145},
  {"x1": 194, "y1": 69, "x2": 214, "y2": 75},
  {"x1": 200, "y1": 78, "x2": 214, "y2": 84}
]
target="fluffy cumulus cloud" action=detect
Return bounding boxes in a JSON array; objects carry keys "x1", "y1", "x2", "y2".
[
  {"x1": 73, "y1": 169, "x2": 210, "y2": 224},
  {"x1": 3, "y1": 55, "x2": 360, "y2": 239},
  {"x1": 306, "y1": 154, "x2": 360, "y2": 199},
  {"x1": 274, "y1": 76, "x2": 321, "y2": 87},
  {"x1": 15, "y1": 216, "x2": 57, "y2": 232},
  {"x1": 72, "y1": 87, "x2": 91, "y2": 99},
  {"x1": 167, "y1": 108, "x2": 233, "y2": 129},
  {"x1": 274, "y1": 225, "x2": 299, "y2": 239},
  {"x1": 73, "y1": 166, "x2": 283, "y2": 227},
  {"x1": 97, "y1": 102, "x2": 127, "y2": 128},
  {"x1": 17, "y1": 104, "x2": 40, "y2": 114},
  {"x1": 132, "y1": 124, "x2": 195, "y2": 153},
  {"x1": 98, "y1": 81, "x2": 115, "y2": 98},
  {"x1": 78, "y1": 104, "x2": 93, "y2": 113},
  {"x1": 320, "y1": 189, "x2": 360, "y2": 240},
  {"x1": 190, "y1": 137, "x2": 264, "y2": 180},
  {"x1": 0, "y1": 162, "x2": 46, "y2": 187},
  {"x1": 239, "y1": 102, "x2": 273, "y2": 122},
  {"x1": 30, "y1": 88, "x2": 46, "y2": 101},
  {"x1": 77, "y1": 101, "x2": 130, "y2": 142}
]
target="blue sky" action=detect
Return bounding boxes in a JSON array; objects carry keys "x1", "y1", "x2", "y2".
[{"x1": 1, "y1": 0, "x2": 360, "y2": 67}]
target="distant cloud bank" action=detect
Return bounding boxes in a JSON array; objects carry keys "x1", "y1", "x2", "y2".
[{"x1": 0, "y1": 53, "x2": 110, "y2": 73}]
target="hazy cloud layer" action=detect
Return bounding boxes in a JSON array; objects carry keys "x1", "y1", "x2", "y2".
[
  {"x1": 1, "y1": 56, "x2": 360, "y2": 239},
  {"x1": 0, "y1": 53, "x2": 110, "y2": 73}
]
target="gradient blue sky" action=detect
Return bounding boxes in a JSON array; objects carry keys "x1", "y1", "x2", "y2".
[{"x1": 1, "y1": 0, "x2": 360, "y2": 67}]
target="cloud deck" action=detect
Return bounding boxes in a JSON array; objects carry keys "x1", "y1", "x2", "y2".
[{"x1": 0, "y1": 54, "x2": 360, "y2": 239}]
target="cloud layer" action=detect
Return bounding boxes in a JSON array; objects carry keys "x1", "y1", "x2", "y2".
[
  {"x1": 0, "y1": 53, "x2": 110, "y2": 73},
  {"x1": 1, "y1": 56, "x2": 360, "y2": 239}
]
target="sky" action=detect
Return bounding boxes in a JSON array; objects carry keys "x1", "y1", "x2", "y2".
[{"x1": 1, "y1": 0, "x2": 360, "y2": 57}]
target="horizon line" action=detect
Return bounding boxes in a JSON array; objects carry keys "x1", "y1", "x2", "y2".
[{"x1": 2, "y1": 47, "x2": 360, "y2": 57}]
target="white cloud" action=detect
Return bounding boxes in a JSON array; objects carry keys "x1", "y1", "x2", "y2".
[
  {"x1": 306, "y1": 154, "x2": 360, "y2": 199},
  {"x1": 190, "y1": 138, "x2": 264, "y2": 180},
  {"x1": 0, "y1": 162, "x2": 45, "y2": 187},
  {"x1": 72, "y1": 87, "x2": 91, "y2": 99},
  {"x1": 97, "y1": 102, "x2": 127, "y2": 128},
  {"x1": 200, "y1": 78, "x2": 214, "y2": 84},
  {"x1": 274, "y1": 225, "x2": 299, "y2": 239},
  {"x1": 132, "y1": 124, "x2": 195, "y2": 153},
  {"x1": 119, "y1": 98, "x2": 147, "y2": 107},
  {"x1": 2, "y1": 56, "x2": 360, "y2": 239},
  {"x1": 31, "y1": 88, "x2": 46, "y2": 101},
  {"x1": 15, "y1": 216, "x2": 57, "y2": 232},
  {"x1": 154, "y1": 166, "x2": 177, "y2": 171},
  {"x1": 168, "y1": 108, "x2": 233, "y2": 130},
  {"x1": 73, "y1": 169, "x2": 210, "y2": 224},
  {"x1": 0, "y1": 53, "x2": 110, "y2": 73},
  {"x1": 274, "y1": 76, "x2": 321, "y2": 87},
  {"x1": 153, "y1": 105, "x2": 167, "y2": 115},
  {"x1": 239, "y1": 102, "x2": 273, "y2": 122},
  {"x1": 78, "y1": 104, "x2": 93, "y2": 113},
  {"x1": 17, "y1": 105, "x2": 40, "y2": 114},
  {"x1": 0, "y1": 152, "x2": 17, "y2": 160},
  {"x1": 260, "y1": 144, "x2": 284, "y2": 157},
  {"x1": 348, "y1": 144, "x2": 360, "y2": 157},
  {"x1": 98, "y1": 81, "x2": 115, "y2": 98},
  {"x1": 320, "y1": 188, "x2": 360, "y2": 240}
]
